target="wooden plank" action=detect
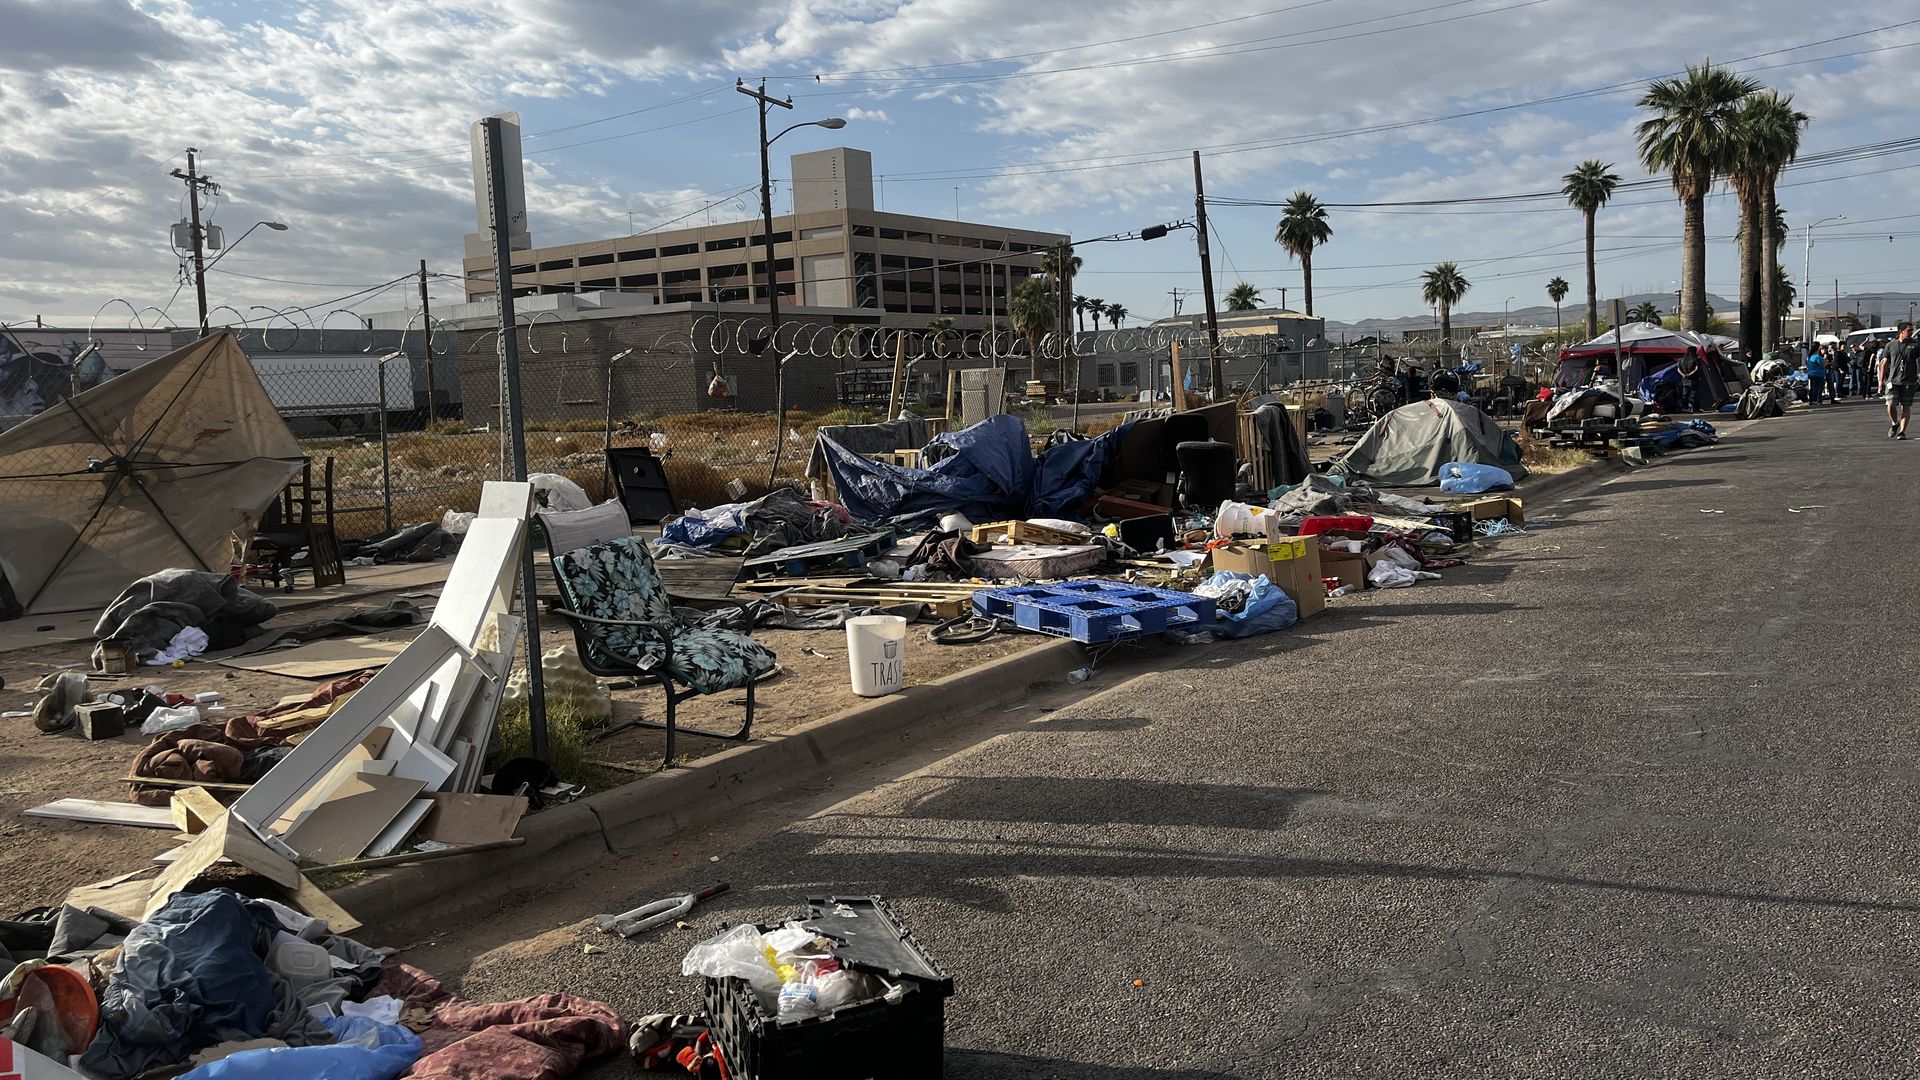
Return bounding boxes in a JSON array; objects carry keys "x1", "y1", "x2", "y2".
[
  {"x1": 67, "y1": 870, "x2": 161, "y2": 922},
  {"x1": 25, "y1": 799, "x2": 175, "y2": 829},
  {"x1": 1170, "y1": 339, "x2": 1188, "y2": 411},
  {"x1": 303, "y1": 837, "x2": 525, "y2": 876},
  {"x1": 126, "y1": 775, "x2": 251, "y2": 792},
  {"x1": 281, "y1": 876, "x2": 362, "y2": 935},
  {"x1": 145, "y1": 813, "x2": 300, "y2": 918},
  {"x1": 886, "y1": 331, "x2": 908, "y2": 418},
  {"x1": 170, "y1": 787, "x2": 227, "y2": 834},
  {"x1": 969, "y1": 520, "x2": 1086, "y2": 546}
]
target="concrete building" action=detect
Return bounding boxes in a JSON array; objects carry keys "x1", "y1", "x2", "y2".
[{"x1": 462, "y1": 147, "x2": 1066, "y2": 332}]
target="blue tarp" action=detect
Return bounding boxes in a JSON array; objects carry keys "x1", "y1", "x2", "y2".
[{"x1": 820, "y1": 414, "x2": 1133, "y2": 526}]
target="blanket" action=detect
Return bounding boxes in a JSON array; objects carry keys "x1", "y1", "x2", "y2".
[{"x1": 92, "y1": 570, "x2": 277, "y2": 664}]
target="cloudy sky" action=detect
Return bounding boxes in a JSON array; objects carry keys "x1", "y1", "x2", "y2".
[{"x1": 4, "y1": 0, "x2": 1918, "y2": 329}]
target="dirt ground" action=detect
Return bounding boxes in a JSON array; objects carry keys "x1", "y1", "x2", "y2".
[{"x1": 0, "y1": 592, "x2": 1038, "y2": 911}]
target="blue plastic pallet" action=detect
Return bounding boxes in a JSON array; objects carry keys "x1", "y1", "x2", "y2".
[{"x1": 973, "y1": 580, "x2": 1216, "y2": 644}]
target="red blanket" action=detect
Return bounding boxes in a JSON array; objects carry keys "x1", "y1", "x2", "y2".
[{"x1": 373, "y1": 963, "x2": 626, "y2": 1080}]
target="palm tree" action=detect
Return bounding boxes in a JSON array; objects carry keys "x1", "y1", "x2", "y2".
[
  {"x1": 1546, "y1": 276, "x2": 1570, "y2": 341},
  {"x1": 1226, "y1": 282, "x2": 1263, "y2": 311},
  {"x1": 1637, "y1": 60, "x2": 1761, "y2": 331},
  {"x1": 1105, "y1": 302, "x2": 1127, "y2": 328},
  {"x1": 1421, "y1": 262, "x2": 1471, "y2": 360},
  {"x1": 1561, "y1": 160, "x2": 1621, "y2": 338},
  {"x1": 927, "y1": 314, "x2": 955, "y2": 337},
  {"x1": 1730, "y1": 91, "x2": 1810, "y2": 363},
  {"x1": 1010, "y1": 275, "x2": 1058, "y2": 381},
  {"x1": 1769, "y1": 264, "x2": 1797, "y2": 326},
  {"x1": 1086, "y1": 297, "x2": 1106, "y2": 331},
  {"x1": 1274, "y1": 191, "x2": 1332, "y2": 315},
  {"x1": 1041, "y1": 242, "x2": 1081, "y2": 297},
  {"x1": 1628, "y1": 301, "x2": 1663, "y2": 324},
  {"x1": 1754, "y1": 97, "x2": 1808, "y2": 354},
  {"x1": 1073, "y1": 294, "x2": 1092, "y2": 334}
]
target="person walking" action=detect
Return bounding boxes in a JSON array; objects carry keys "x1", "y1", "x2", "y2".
[
  {"x1": 1880, "y1": 323, "x2": 1919, "y2": 439},
  {"x1": 1805, "y1": 342, "x2": 1828, "y2": 406},
  {"x1": 1677, "y1": 346, "x2": 1703, "y2": 413}
]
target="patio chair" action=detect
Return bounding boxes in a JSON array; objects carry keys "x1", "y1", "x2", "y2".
[{"x1": 540, "y1": 500, "x2": 775, "y2": 766}]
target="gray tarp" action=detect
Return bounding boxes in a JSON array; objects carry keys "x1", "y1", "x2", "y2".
[
  {"x1": 0, "y1": 331, "x2": 305, "y2": 615},
  {"x1": 1330, "y1": 398, "x2": 1526, "y2": 487}
]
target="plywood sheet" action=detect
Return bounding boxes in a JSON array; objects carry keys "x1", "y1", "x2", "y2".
[
  {"x1": 215, "y1": 635, "x2": 410, "y2": 678},
  {"x1": 420, "y1": 792, "x2": 528, "y2": 846},
  {"x1": 279, "y1": 772, "x2": 427, "y2": 864}
]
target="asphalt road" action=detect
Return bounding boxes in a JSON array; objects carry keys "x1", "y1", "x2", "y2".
[{"x1": 417, "y1": 399, "x2": 1917, "y2": 1078}]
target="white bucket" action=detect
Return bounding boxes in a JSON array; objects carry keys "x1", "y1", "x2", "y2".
[{"x1": 845, "y1": 615, "x2": 907, "y2": 697}]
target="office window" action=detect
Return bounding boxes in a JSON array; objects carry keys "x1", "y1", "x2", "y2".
[
  {"x1": 1119, "y1": 362, "x2": 1140, "y2": 385},
  {"x1": 660, "y1": 242, "x2": 699, "y2": 257},
  {"x1": 619, "y1": 273, "x2": 657, "y2": 287},
  {"x1": 800, "y1": 225, "x2": 844, "y2": 240},
  {"x1": 663, "y1": 267, "x2": 702, "y2": 284},
  {"x1": 617, "y1": 248, "x2": 655, "y2": 261},
  {"x1": 705, "y1": 235, "x2": 748, "y2": 251},
  {"x1": 538, "y1": 258, "x2": 573, "y2": 271},
  {"x1": 878, "y1": 227, "x2": 905, "y2": 240},
  {"x1": 852, "y1": 224, "x2": 875, "y2": 237},
  {"x1": 579, "y1": 253, "x2": 615, "y2": 267},
  {"x1": 581, "y1": 277, "x2": 615, "y2": 289}
]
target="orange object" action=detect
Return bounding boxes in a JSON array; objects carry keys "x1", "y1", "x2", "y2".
[{"x1": 0, "y1": 965, "x2": 100, "y2": 1052}]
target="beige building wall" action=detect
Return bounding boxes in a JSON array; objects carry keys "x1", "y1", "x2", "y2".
[{"x1": 462, "y1": 148, "x2": 1065, "y2": 332}]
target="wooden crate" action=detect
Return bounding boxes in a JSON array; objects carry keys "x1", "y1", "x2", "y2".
[
  {"x1": 1237, "y1": 412, "x2": 1279, "y2": 492},
  {"x1": 739, "y1": 578, "x2": 978, "y2": 619},
  {"x1": 968, "y1": 520, "x2": 1086, "y2": 546},
  {"x1": 866, "y1": 449, "x2": 923, "y2": 469}
]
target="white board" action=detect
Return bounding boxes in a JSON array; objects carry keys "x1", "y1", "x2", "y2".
[{"x1": 24, "y1": 799, "x2": 175, "y2": 829}]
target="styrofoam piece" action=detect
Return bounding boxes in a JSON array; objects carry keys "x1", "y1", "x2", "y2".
[{"x1": 232, "y1": 625, "x2": 467, "y2": 831}]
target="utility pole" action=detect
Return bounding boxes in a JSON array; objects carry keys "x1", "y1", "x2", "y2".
[
  {"x1": 1192, "y1": 151, "x2": 1223, "y2": 396},
  {"x1": 418, "y1": 260, "x2": 437, "y2": 425},
  {"x1": 1168, "y1": 288, "x2": 1185, "y2": 317},
  {"x1": 170, "y1": 148, "x2": 218, "y2": 336},
  {"x1": 738, "y1": 79, "x2": 794, "y2": 483},
  {"x1": 1280, "y1": 286, "x2": 1288, "y2": 312}
]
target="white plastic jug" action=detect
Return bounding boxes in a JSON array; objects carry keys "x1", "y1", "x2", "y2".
[{"x1": 845, "y1": 615, "x2": 907, "y2": 697}]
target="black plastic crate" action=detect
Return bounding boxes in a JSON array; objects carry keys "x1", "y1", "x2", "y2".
[{"x1": 703, "y1": 895, "x2": 954, "y2": 1080}]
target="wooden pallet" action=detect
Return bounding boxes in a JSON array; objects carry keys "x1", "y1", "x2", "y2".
[
  {"x1": 968, "y1": 520, "x2": 1086, "y2": 546},
  {"x1": 866, "y1": 449, "x2": 923, "y2": 469},
  {"x1": 739, "y1": 578, "x2": 979, "y2": 618}
]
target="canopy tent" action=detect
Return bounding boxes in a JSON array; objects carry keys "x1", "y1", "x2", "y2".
[
  {"x1": 0, "y1": 331, "x2": 305, "y2": 615},
  {"x1": 1553, "y1": 323, "x2": 1731, "y2": 405},
  {"x1": 1329, "y1": 398, "x2": 1526, "y2": 487}
]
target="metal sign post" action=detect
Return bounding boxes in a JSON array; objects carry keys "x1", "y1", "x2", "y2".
[{"x1": 477, "y1": 115, "x2": 548, "y2": 759}]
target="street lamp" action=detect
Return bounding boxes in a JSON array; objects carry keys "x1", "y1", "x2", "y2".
[
  {"x1": 196, "y1": 221, "x2": 289, "y2": 334},
  {"x1": 1803, "y1": 214, "x2": 1845, "y2": 347},
  {"x1": 1503, "y1": 296, "x2": 1515, "y2": 330},
  {"x1": 738, "y1": 78, "x2": 844, "y2": 486}
]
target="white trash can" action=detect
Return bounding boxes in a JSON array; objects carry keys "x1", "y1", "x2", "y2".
[{"x1": 845, "y1": 615, "x2": 907, "y2": 697}]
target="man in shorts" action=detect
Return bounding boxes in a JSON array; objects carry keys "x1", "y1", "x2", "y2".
[{"x1": 1880, "y1": 323, "x2": 1919, "y2": 439}]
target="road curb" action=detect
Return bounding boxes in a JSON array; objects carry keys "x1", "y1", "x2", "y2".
[{"x1": 333, "y1": 636, "x2": 1084, "y2": 937}]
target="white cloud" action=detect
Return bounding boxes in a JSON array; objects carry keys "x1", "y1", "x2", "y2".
[{"x1": 843, "y1": 106, "x2": 892, "y2": 124}]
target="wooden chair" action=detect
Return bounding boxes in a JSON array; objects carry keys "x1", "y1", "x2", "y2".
[{"x1": 250, "y1": 456, "x2": 345, "y2": 591}]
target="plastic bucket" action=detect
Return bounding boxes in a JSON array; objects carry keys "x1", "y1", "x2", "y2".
[{"x1": 845, "y1": 615, "x2": 907, "y2": 697}]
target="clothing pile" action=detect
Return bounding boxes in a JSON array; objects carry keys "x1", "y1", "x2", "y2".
[{"x1": 91, "y1": 570, "x2": 278, "y2": 668}]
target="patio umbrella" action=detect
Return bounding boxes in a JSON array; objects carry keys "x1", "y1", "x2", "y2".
[{"x1": 0, "y1": 331, "x2": 306, "y2": 615}]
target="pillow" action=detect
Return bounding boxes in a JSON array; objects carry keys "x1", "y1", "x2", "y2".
[{"x1": 538, "y1": 499, "x2": 630, "y2": 557}]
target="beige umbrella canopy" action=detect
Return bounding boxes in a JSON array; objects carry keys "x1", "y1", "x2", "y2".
[{"x1": 0, "y1": 331, "x2": 306, "y2": 614}]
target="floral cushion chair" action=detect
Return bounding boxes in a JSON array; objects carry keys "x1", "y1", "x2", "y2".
[{"x1": 550, "y1": 530, "x2": 775, "y2": 765}]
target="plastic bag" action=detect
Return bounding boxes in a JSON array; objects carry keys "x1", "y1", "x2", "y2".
[
  {"x1": 528, "y1": 472, "x2": 592, "y2": 513},
  {"x1": 1213, "y1": 500, "x2": 1278, "y2": 540},
  {"x1": 1435, "y1": 462, "x2": 1515, "y2": 494},
  {"x1": 438, "y1": 510, "x2": 476, "y2": 536},
  {"x1": 140, "y1": 704, "x2": 201, "y2": 734},
  {"x1": 177, "y1": 1017, "x2": 420, "y2": 1079},
  {"x1": 1196, "y1": 571, "x2": 1298, "y2": 638},
  {"x1": 682, "y1": 924, "x2": 782, "y2": 1002}
]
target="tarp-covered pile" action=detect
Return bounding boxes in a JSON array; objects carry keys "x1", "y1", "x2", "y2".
[
  {"x1": 817, "y1": 413, "x2": 1132, "y2": 526},
  {"x1": 1329, "y1": 399, "x2": 1525, "y2": 487}
]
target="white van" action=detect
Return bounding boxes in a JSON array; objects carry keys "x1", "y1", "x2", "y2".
[{"x1": 1847, "y1": 326, "x2": 1899, "y2": 348}]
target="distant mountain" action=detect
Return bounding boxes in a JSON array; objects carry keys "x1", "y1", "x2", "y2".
[{"x1": 1325, "y1": 290, "x2": 1920, "y2": 339}]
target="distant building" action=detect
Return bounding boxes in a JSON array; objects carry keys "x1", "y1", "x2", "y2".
[{"x1": 461, "y1": 147, "x2": 1066, "y2": 333}]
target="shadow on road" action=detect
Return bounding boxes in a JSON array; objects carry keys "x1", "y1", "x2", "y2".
[
  {"x1": 951, "y1": 1051, "x2": 1232, "y2": 1078},
  {"x1": 1601, "y1": 477, "x2": 1726, "y2": 493}
]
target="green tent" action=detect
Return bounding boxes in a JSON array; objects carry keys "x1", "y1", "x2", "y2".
[{"x1": 1329, "y1": 399, "x2": 1526, "y2": 487}]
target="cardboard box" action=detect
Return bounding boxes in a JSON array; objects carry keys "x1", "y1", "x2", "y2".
[
  {"x1": 1319, "y1": 548, "x2": 1368, "y2": 592},
  {"x1": 1210, "y1": 540, "x2": 1325, "y2": 618},
  {"x1": 1463, "y1": 496, "x2": 1524, "y2": 525}
]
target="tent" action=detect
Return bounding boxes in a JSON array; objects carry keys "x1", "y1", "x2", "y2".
[
  {"x1": 0, "y1": 331, "x2": 305, "y2": 615},
  {"x1": 1329, "y1": 398, "x2": 1526, "y2": 487},
  {"x1": 1553, "y1": 323, "x2": 1731, "y2": 406}
]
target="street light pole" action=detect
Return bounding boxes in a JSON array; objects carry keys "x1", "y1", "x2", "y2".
[
  {"x1": 170, "y1": 149, "x2": 220, "y2": 336},
  {"x1": 738, "y1": 80, "x2": 845, "y2": 487},
  {"x1": 1803, "y1": 214, "x2": 1846, "y2": 347}
]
